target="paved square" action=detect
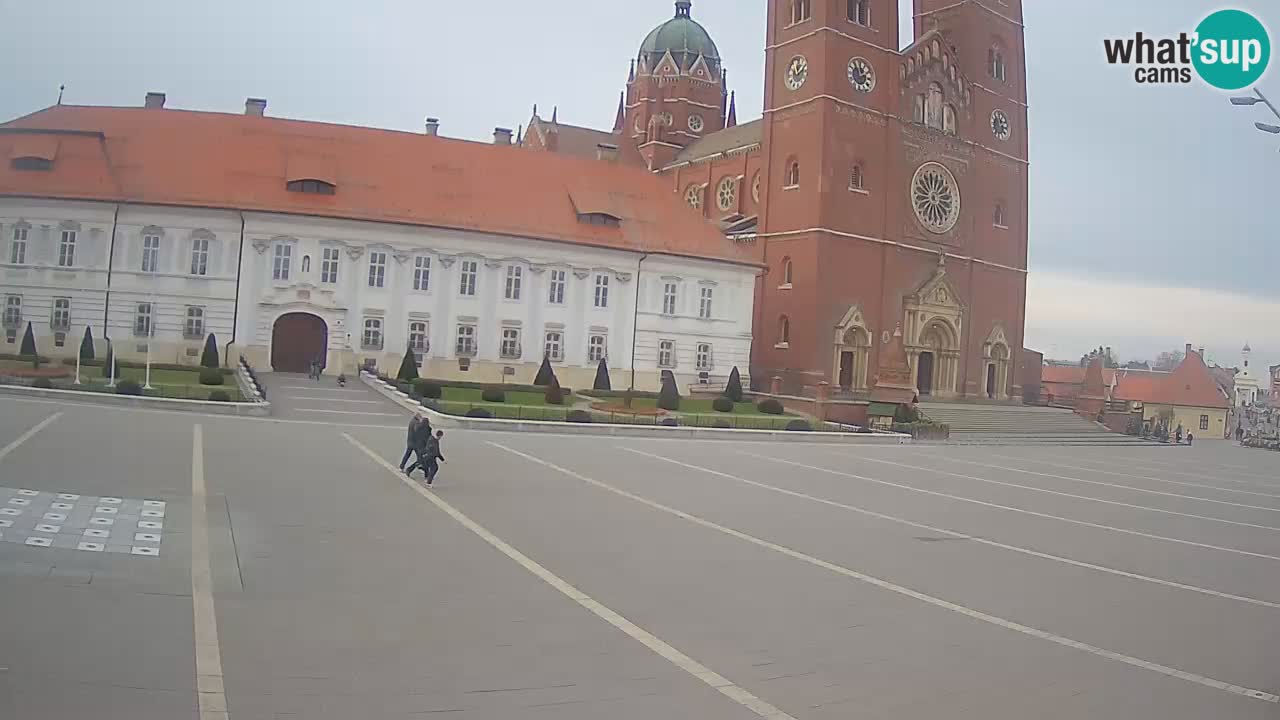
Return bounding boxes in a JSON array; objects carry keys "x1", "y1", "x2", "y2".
[{"x1": 0, "y1": 485, "x2": 166, "y2": 557}]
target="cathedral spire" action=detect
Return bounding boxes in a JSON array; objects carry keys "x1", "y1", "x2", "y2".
[
  {"x1": 612, "y1": 92, "x2": 626, "y2": 133},
  {"x1": 726, "y1": 91, "x2": 737, "y2": 128},
  {"x1": 675, "y1": 0, "x2": 692, "y2": 18}
]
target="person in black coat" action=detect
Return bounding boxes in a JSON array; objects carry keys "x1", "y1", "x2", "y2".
[{"x1": 404, "y1": 416, "x2": 434, "y2": 478}]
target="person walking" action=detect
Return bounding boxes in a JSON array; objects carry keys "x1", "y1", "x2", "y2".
[
  {"x1": 404, "y1": 415, "x2": 434, "y2": 478},
  {"x1": 1175, "y1": 424, "x2": 1183, "y2": 444},
  {"x1": 423, "y1": 430, "x2": 446, "y2": 486},
  {"x1": 399, "y1": 413, "x2": 422, "y2": 471}
]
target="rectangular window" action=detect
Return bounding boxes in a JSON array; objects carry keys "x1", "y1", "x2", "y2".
[
  {"x1": 141, "y1": 235, "x2": 161, "y2": 273},
  {"x1": 594, "y1": 274, "x2": 609, "y2": 308},
  {"x1": 588, "y1": 334, "x2": 607, "y2": 363},
  {"x1": 184, "y1": 306, "x2": 205, "y2": 338},
  {"x1": 321, "y1": 248, "x2": 340, "y2": 284},
  {"x1": 413, "y1": 256, "x2": 431, "y2": 292},
  {"x1": 134, "y1": 302, "x2": 153, "y2": 337},
  {"x1": 191, "y1": 238, "x2": 209, "y2": 276},
  {"x1": 273, "y1": 244, "x2": 291, "y2": 281},
  {"x1": 500, "y1": 328, "x2": 522, "y2": 359},
  {"x1": 848, "y1": 0, "x2": 870, "y2": 25},
  {"x1": 2, "y1": 295, "x2": 20, "y2": 328},
  {"x1": 361, "y1": 318, "x2": 384, "y2": 349},
  {"x1": 459, "y1": 260, "x2": 478, "y2": 296},
  {"x1": 9, "y1": 227, "x2": 27, "y2": 264},
  {"x1": 54, "y1": 332, "x2": 65, "y2": 348},
  {"x1": 1200, "y1": 415, "x2": 1210, "y2": 431},
  {"x1": 455, "y1": 324, "x2": 477, "y2": 356},
  {"x1": 409, "y1": 321, "x2": 429, "y2": 362},
  {"x1": 662, "y1": 282, "x2": 678, "y2": 316},
  {"x1": 544, "y1": 330, "x2": 564, "y2": 362},
  {"x1": 51, "y1": 298, "x2": 71, "y2": 331},
  {"x1": 368, "y1": 251, "x2": 387, "y2": 288},
  {"x1": 699, "y1": 287, "x2": 713, "y2": 319},
  {"x1": 658, "y1": 339, "x2": 675, "y2": 368},
  {"x1": 548, "y1": 269, "x2": 566, "y2": 304},
  {"x1": 791, "y1": 0, "x2": 811, "y2": 24},
  {"x1": 505, "y1": 265, "x2": 522, "y2": 300},
  {"x1": 696, "y1": 342, "x2": 713, "y2": 371},
  {"x1": 58, "y1": 230, "x2": 76, "y2": 267}
]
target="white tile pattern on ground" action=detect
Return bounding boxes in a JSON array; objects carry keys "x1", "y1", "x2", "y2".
[{"x1": 0, "y1": 485, "x2": 166, "y2": 557}]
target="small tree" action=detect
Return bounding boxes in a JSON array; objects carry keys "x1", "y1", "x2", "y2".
[
  {"x1": 397, "y1": 345, "x2": 420, "y2": 382},
  {"x1": 544, "y1": 374, "x2": 565, "y2": 405},
  {"x1": 658, "y1": 374, "x2": 680, "y2": 412},
  {"x1": 533, "y1": 355, "x2": 555, "y2": 386},
  {"x1": 102, "y1": 340, "x2": 115, "y2": 378},
  {"x1": 79, "y1": 326, "x2": 96, "y2": 361},
  {"x1": 724, "y1": 366, "x2": 744, "y2": 403},
  {"x1": 593, "y1": 358, "x2": 611, "y2": 391},
  {"x1": 200, "y1": 334, "x2": 220, "y2": 369},
  {"x1": 19, "y1": 322, "x2": 36, "y2": 357}
]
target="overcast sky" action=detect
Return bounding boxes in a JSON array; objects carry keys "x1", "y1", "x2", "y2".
[{"x1": 2, "y1": 0, "x2": 1276, "y2": 372}]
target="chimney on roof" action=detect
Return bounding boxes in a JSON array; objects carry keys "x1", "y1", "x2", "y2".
[
  {"x1": 493, "y1": 127, "x2": 513, "y2": 145},
  {"x1": 144, "y1": 92, "x2": 166, "y2": 109},
  {"x1": 1199, "y1": 347, "x2": 1205, "y2": 358},
  {"x1": 245, "y1": 98, "x2": 267, "y2": 117},
  {"x1": 424, "y1": 117, "x2": 440, "y2": 136},
  {"x1": 596, "y1": 143, "x2": 619, "y2": 162}
]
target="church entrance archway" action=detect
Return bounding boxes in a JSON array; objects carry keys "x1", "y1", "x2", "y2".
[
  {"x1": 271, "y1": 313, "x2": 328, "y2": 373},
  {"x1": 986, "y1": 362, "x2": 997, "y2": 398},
  {"x1": 917, "y1": 352, "x2": 936, "y2": 397}
]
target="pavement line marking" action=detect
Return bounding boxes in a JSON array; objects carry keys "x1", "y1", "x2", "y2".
[
  {"x1": 0, "y1": 413, "x2": 61, "y2": 462},
  {"x1": 292, "y1": 409, "x2": 401, "y2": 417},
  {"x1": 0, "y1": 395, "x2": 408, "y2": 429},
  {"x1": 619, "y1": 448, "x2": 1280, "y2": 610},
  {"x1": 191, "y1": 425, "x2": 229, "y2": 720},
  {"x1": 280, "y1": 397, "x2": 386, "y2": 404},
  {"x1": 490, "y1": 442, "x2": 1279, "y2": 705},
  {"x1": 982, "y1": 452, "x2": 1280, "y2": 499},
  {"x1": 820, "y1": 450, "x2": 1280, "y2": 533},
  {"x1": 342, "y1": 433, "x2": 797, "y2": 720},
  {"x1": 745, "y1": 452, "x2": 1280, "y2": 563},
  {"x1": 277, "y1": 386, "x2": 368, "y2": 392}
]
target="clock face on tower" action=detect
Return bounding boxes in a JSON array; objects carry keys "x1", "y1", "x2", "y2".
[
  {"x1": 785, "y1": 56, "x2": 809, "y2": 91},
  {"x1": 991, "y1": 110, "x2": 1011, "y2": 141},
  {"x1": 847, "y1": 57, "x2": 875, "y2": 93}
]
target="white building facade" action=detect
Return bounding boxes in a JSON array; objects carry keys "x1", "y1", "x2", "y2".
[{"x1": 1235, "y1": 344, "x2": 1263, "y2": 407}]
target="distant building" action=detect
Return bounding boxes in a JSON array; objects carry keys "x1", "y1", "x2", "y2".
[
  {"x1": 1233, "y1": 343, "x2": 1263, "y2": 406},
  {"x1": 1112, "y1": 345, "x2": 1232, "y2": 439}
]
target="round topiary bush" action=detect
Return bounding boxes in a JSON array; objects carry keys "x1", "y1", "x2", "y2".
[
  {"x1": 198, "y1": 368, "x2": 224, "y2": 386},
  {"x1": 712, "y1": 419, "x2": 733, "y2": 429},
  {"x1": 785, "y1": 419, "x2": 812, "y2": 432},
  {"x1": 33, "y1": 378, "x2": 54, "y2": 389},
  {"x1": 117, "y1": 380, "x2": 144, "y2": 396},
  {"x1": 757, "y1": 398, "x2": 785, "y2": 415},
  {"x1": 566, "y1": 409, "x2": 593, "y2": 424},
  {"x1": 208, "y1": 390, "x2": 231, "y2": 402},
  {"x1": 466, "y1": 408, "x2": 493, "y2": 419},
  {"x1": 481, "y1": 388, "x2": 506, "y2": 403},
  {"x1": 660, "y1": 417, "x2": 679, "y2": 427},
  {"x1": 712, "y1": 396, "x2": 734, "y2": 413}
]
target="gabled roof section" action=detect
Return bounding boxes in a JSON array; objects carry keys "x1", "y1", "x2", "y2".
[
  {"x1": 285, "y1": 153, "x2": 337, "y2": 185},
  {"x1": 1156, "y1": 351, "x2": 1231, "y2": 409},
  {"x1": 522, "y1": 113, "x2": 645, "y2": 166},
  {"x1": 668, "y1": 118, "x2": 761, "y2": 167},
  {"x1": 7, "y1": 134, "x2": 60, "y2": 162},
  {"x1": 0, "y1": 104, "x2": 757, "y2": 267}
]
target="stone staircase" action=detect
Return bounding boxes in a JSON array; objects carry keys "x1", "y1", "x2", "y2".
[{"x1": 919, "y1": 402, "x2": 1156, "y2": 445}]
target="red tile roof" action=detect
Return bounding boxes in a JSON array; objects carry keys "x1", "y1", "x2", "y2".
[
  {"x1": 1113, "y1": 373, "x2": 1164, "y2": 403},
  {"x1": 0, "y1": 104, "x2": 757, "y2": 267},
  {"x1": 1155, "y1": 352, "x2": 1230, "y2": 409}
]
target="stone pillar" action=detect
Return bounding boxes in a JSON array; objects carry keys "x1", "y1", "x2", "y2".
[
  {"x1": 770, "y1": 376, "x2": 782, "y2": 395},
  {"x1": 816, "y1": 381, "x2": 831, "y2": 422}
]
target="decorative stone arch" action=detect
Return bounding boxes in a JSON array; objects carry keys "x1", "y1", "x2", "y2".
[
  {"x1": 269, "y1": 309, "x2": 330, "y2": 374},
  {"x1": 983, "y1": 324, "x2": 1012, "y2": 400},
  {"x1": 903, "y1": 254, "x2": 965, "y2": 398},
  {"x1": 832, "y1": 305, "x2": 871, "y2": 392}
]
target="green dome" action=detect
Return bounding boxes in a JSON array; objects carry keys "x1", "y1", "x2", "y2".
[{"x1": 639, "y1": 1, "x2": 721, "y2": 74}]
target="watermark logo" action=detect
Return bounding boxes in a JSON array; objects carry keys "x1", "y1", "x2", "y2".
[{"x1": 1104, "y1": 9, "x2": 1270, "y2": 89}]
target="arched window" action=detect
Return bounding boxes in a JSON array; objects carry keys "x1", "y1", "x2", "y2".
[
  {"x1": 849, "y1": 164, "x2": 865, "y2": 190},
  {"x1": 994, "y1": 202, "x2": 1007, "y2": 228},
  {"x1": 848, "y1": 0, "x2": 870, "y2": 26},
  {"x1": 778, "y1": 316, "x2": 791, "y2": 346},
  {"x1": 943, "y1": 104, "x2": 957, "y2": 136},
  {"x1": 785, "y1": 158, "x2": 801, "y2": 188},
  {"x1": 301, "y1": 255, "x2": 311, "y2": 273},
  {"x1": 925, "y1": 83, "x2": 944, "y2": 130},
  {"x1": 791, "y1": 0, "x2": 811, "y2": 24},
  {"x1": 913, "y1": 95, "x2": 925, "y2": 124},
  {"x1": 781, "y1": 257, "x2": 794, "y2": 286},
  {"x1": 989, "y1": 46, "x2": 1007, "y2": 83}
]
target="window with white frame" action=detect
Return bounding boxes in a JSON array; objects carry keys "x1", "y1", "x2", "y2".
[
  {"x1": 848, "y1": 0, "x2": 870, "y2": 25},
  {"x1": 409, "y1": 321, "x2": 429, "y2": 361},
  {"x1": 850, "y1": 164, "x2": 865, "y2": 191},
  {"x1": 658, "y1": 339, "x2": 676, "y2": 368},
  {"x1": 790, "y1": 0, "x2": 811, "y2": 24},
  {"x1": 58, "y1": 229, "x2": 76, "y2": 267},
  {"x1": 544, "y1": 330, "x2": 564, "y2": 362},
  {"x1": 321, "y1": 248, "x2": 340, "y2": 284},
  {"x1": 2, "y1": 295, "x2": 20, "y2": 328},
  {"x1": 594, "y1": 274, "x2": 609, "y2": 308},
  {"x1": 994, "y1": 202, "x2": 1007, "y2": 228},
  {"x1": 368, "y1": 251, "x2": 387, "y2": 288},
  {"x1": 141, "y1": 234, "x2": 161, "y2": 273},
  {"x1": 548, "y1": 269, "x2": 566, "y2": 304},
  {"x1": 459, "y1": 260, "x2": 478, "y2": 296},
  {"x1": 588, "y1": 334, "x2": 607, "y2": 363},
  {"x1": 500, "y1": 327, "x2": 522, "y2": 359},
  {"x1": 361, "y1": 318, "x2": 384, "y2": 349},
  {"x1": 51, "y1": 298, "x2": 71, "y2": 331},
  {"x1": 134, "y1": 303, "x2": 153, "y2": 337},
  {"x1": 273, "y1": 244, "x2": 292, "y2": 281},
  {"x1": 414, "y1": 256, "x2": 431, "y2": 291},
  {"x1": 696, "y1": 342, "x2": 713, "y2": 371},
  {"x1": 989, "y1": 46, "x2": 1007, "y2": 83},
  {"x1": 301, "y1": 256, "x2": 310, "y2": 274},
  {"x1": 455, "y1": 324, "x2": 477, "y2": 356},
  {"x1": 662, "y1": 282, "x2": 678, "y2": 315},
  {"x1": 505, "y1": 265, "x2": 522, "y2": 300},
  {"x1": 9, "y1": 226, "x2": 27, "y2": 264},
  {"x1": 184, "y1": 306, "x2": 205, "y2": 338},
  {"x1": 191, "y1": 237, "x2": 210, "y2": 276},
  {"x1": 699, "y1": 287, "x2": 713, "y2": 320}
]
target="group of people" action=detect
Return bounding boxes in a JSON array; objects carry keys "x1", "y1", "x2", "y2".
[
  {"x1": 400, "y1": 412, "x2": 446, "y2": 485},
  {"x1": 1234, "y1": 403, "x2": 1278, "y2": 450}
]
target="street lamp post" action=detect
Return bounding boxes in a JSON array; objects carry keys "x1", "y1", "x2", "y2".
[
  {"x1": 626, "y1": 253, "x2": 648, "y2": 407},
  {"x1": 1230, "y1": 88, "x2": 1280, "y2": 136}
]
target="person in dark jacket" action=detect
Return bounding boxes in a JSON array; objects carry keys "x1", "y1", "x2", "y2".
[
  {"x1": 399, "y1": 414, "x2": 422, "y2": 471},
  {"x1": 423, "y1": 430, "x2": 446, "y2": 486},
  {"x1": 404, "y1": 416, "x2": 434, "y2": 478}
]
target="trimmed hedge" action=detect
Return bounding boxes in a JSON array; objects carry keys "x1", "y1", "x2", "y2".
[
  {"x1": 659, "y1": 418, "x2": 679, "y2": 427},
  {"x1": 396, "y1": 381, "x2": 412, "y2": 394},
  {"x1": 712, "y1": 419, "x2": 732, "y2": 429},
  {"x1": 412, "y1": 379, "x2": 443, "y2": 399},
  {"x1": 785, "y1": 420, "x2": 812, "y2": 432},
  {"x1": 208, "y1": 390, "x2": 231, "y2": 402},
  {"x1": 757, "y1": 398, "x2": 785, "y2": 415},
  {"x1": 545, "y1": 377, "x2": 565, "y2": 406},
  {"x1": 566, "y1": 409, "x2": 593, "y2": 424},
  {"x1": 712, "y1": 397, "x2": 734, "y2": 413},
  {"x1": 431, "y1": 379, "x2": 574, "y2": 395},
  {"x1": 116, "y1": 380, "x2": 144, "y2": 396},
  {"x1": 62, "y1": 358, "x2": 233, "y2": 374},
  {"x1": 577, "y1": 389, "x2": 660, "y2": 400},
  {"x1": 724, "y1": 366, "x2": 744, "y2": 403},
  {"x1": 33, "y1": 378, "x2": 54, "y2": 389},
  {"x1": 465, "y1": 408, "x2": 493, "y2": 419},
  {"x1": 0, "y1": 353, "x2": 53, "y2": 363},
  {"x1": 198, "y1": 369, "x2": 225, "y2": 386},
  {"x1": 481, "y1": 388, "x2": 506, "y2": 403}
]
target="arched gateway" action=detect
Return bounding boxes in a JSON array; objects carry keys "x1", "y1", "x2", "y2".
[{"x1": 271, "y1": 313, "x2": 328, "y2": 373}]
